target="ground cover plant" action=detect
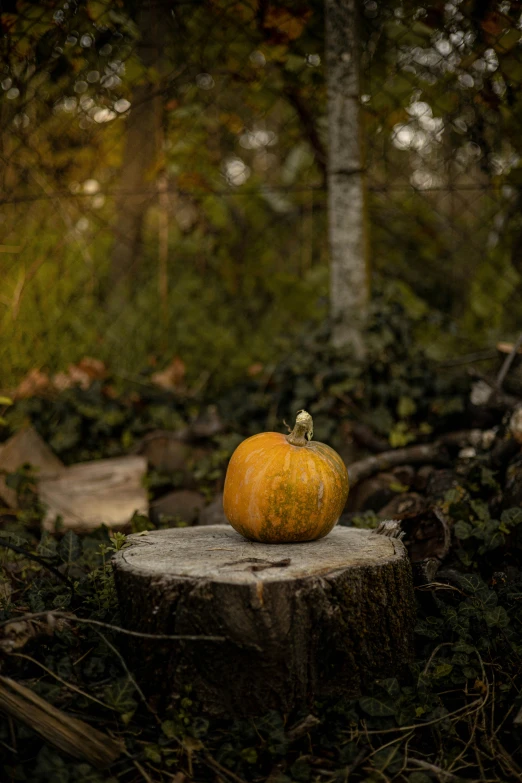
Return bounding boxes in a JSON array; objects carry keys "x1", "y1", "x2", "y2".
[{"x1": 1, "y1": 306, "x2": 522, "y2": 783}]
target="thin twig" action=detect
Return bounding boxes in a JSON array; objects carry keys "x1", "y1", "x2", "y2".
[
  {"x1": 495, "y1": 332, "x2": 522, "y2": 392},
  {"x1": 203, "y1": 753, "x2": 249, "y2": 783},
  {"x1": 422, "y1": 642, "x2": 454, "y2": 677},
  {"x1": 0, "y1": 610, "x2": 224, "y2": 641},
  {"x1": 408, "y1": 758, "x2": 460, "y2": 782},
  {"x1": 0, "y1": 541, "x2": 75, "y2": 591},
  {"x1": 362, "y1": 697, "x2": 485, "y2": 736},
  {"x1": 91, "y1": 627, "x2": 157, "y2": 723},
  {"x1": 133, "y1": 760, "x2": 155, "y2": 783},
  {"x1": 9, "y1": 652, "x2": 114, "y2": 711},
  {"x1": 365, "y1": 732, "x2": 413, "y2": 762}
]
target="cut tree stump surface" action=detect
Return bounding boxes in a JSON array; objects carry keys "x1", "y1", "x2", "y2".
[
  {"x1": 118, "y1": 524, "x2": 401, "y2": 581},
  {"x1": 113, "y1": 524, "x2": 415, "y2": 716},
  {"x1": 39, "y1": 455, "x2": 147, "y2": 532}
]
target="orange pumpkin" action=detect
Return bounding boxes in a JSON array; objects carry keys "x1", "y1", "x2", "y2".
[{"x1": 223, "y1": 410, "x2": 349, "y2": 543}]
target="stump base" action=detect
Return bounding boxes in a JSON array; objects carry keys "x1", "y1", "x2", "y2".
[{"x1": 112, "y1": 525, "x2": 415, "y2": 716}]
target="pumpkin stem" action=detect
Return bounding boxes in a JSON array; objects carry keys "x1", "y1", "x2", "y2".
[{"x1": 286, "y1": 409, "x2": 314, "y2": 447}]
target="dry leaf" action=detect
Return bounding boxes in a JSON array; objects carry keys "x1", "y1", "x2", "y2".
[
  {"x1": 247, "y1": 362, "x2": 264, "y2": 377},
  {"x1": 52, "y1": 372, "x2": 74, "y2": 392},
  {"x1": 76, "y1": 357, "x2": 106, "y2": 379},
  {"x1": 151, "y1": 356, "x2": 186, "y2": 391},
  {"x1": 14, "y1": 369, "x2": 51, "y2": 400},
  {"x1": 264, "y1": 6, "x2": 312, "y2": 41}
]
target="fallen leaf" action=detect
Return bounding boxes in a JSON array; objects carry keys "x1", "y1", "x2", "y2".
[
  {"x1": 151, "y1": 357, "x2": 186, "y2": 391},
  {"x1": 14, "y1": 369, "x2": 51, "y2": 400},
  {"x1": 248, "y1": 362, "x2": 264, "y2": 377}
]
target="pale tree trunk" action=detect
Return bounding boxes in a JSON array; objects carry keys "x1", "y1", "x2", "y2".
[
  {"x1": 109, "y1": 0, "x2": 164, "y2": 299},
  {"x1": 325, "y1": 0, "x2": 370, "y2": 357}
]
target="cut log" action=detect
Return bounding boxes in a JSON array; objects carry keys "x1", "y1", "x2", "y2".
[
  {"x1": 0, "y1": 427, "x2": 64, "y2": 509},
  {"x1": 39, "y1": 455, "x2": 147, "y2": 532},
  {"x1": 112, "y1": 524, "x2": 415, "y2": 717}
]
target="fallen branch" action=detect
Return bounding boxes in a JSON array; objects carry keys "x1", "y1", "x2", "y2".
[
  {"x1": 348, "y1": 443, "x2": 449, "y2": 486},
  {"x1": 350, "y1": 425, "x2": 484, "y2": 458},
  {"x1": 0, "y1": 676, "x2": 123, "y2": 768}
]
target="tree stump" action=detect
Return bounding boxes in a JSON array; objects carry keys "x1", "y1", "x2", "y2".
[{"x1": 112, "y1": 524, "x2": 415, "y2": 716}]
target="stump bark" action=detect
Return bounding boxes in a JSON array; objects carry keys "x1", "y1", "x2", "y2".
[{"x1": 112, "y1": 524, "x2": 415, "y2": 716}]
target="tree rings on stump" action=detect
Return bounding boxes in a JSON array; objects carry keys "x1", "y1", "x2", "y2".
[{"x1": 112, "y1": 524, "x2": 415, "y2": 716}]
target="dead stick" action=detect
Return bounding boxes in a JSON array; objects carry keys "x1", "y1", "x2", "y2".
[
  {"x1": 348, "y1": 443, "x2": 449, "y2": 486},
  {"x1": 0, "y1": 610, "x2": 224, "y2": 641},
  {"x1": 495, "y1": 332, "x2": 522, "y2": 393},
  {"x1": 0, "y1": 676, "x2": 123, "y2": 768}
]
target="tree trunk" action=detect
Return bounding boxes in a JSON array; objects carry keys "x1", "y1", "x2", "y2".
[
  {"x1": 108, "y1": 0, "x2": 164, "y2": 297},
  {"x1": 112, "y1": 524, "x2": 415, "y2": 717},
  {"x1": 325, "y1": 0, "x2": 369, "y2": 357}
]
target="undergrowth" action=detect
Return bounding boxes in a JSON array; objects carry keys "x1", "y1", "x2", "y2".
[{"x1": 1, "y1": 307, "x2": 521, "y2": 782}]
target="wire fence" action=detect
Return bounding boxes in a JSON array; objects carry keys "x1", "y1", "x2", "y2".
[
  {"x1": 361, "y1": 0, "x2": 522, "y2": 331},
  {"x1": 1, "y1": 0, "x2": 522, "y2": 389}
]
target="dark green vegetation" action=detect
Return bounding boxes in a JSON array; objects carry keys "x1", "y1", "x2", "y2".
[{"x1": 1, "y1": 309, "x2": 522, "y2": 782}]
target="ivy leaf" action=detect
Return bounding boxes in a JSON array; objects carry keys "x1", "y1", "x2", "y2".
[
  {"x1": 57, "y1": 530, "x2": 82, "y2": 564},
  {"x1": 103, "y1": 678, "x2": 138, "y2": 714},
  {"x1": 480, "y1": 467, "x2": 499, "y2": 489},
  {"x1": 448, "y1": 614, "x2": 470, "y2": 637},
  {"x1": 397, "y1": 396, "x2": 416, "y2": 418},
  {"x1": 454, "y1": 520, "x2": 473, "y2": 540},
  {"x1": 456, "y1": 574, "x2": 484, "y2": 593},
  {"x1": 483, "y1": 607, "x2": 510, "y2": 628},
  {"x1": 378, "y1": 678, "x2": 400, "y2": 697},
  {"x1": 432, "y1": 663, "x2": 453, "y2": 679},
  {"x1": 37, "y1": 531, "x2": 57, "y2": 558},
  {"x1": 408, "y1": 773, "x2": 432, "y2": 783},
  {"x1": 415, "y1": 619, "x2": 442, "y2": 638},
  {"x1": 144, "y1": 745, "x2": 162, "y2": 764},
  {"x1": 372, "y1": 745, "x2": 401, "y2": 771},
  {"x1": 395, "y1": 703, "x2": 417, "y2": 726},
  {"x1": 359, "y1": 697, "x2": 396, "y2": 717},
  {"x1": 483, "y1": 530, "x2": 504, "y2": 551},
  {"x1": 338, "y1": 742, "x2": 358, "y2": 764},
  {"x1": 453, "y1": 640, "x2": 475, "y2": 654},
  {"x1": 470, "y1": 499, "x2": 490, "y2": 522},
  {"x1": 475, "y1": 588, "x2": 497, "y2": 609},
  {"x1": 450, "y1": 652, "x2": 469, "y2": 666},
  {"x1": 162, "y1": 720, "x2": 181, "y2": 739},
  {"x1": 501, "y1": 507, "x2": 522, "y2": 527}
]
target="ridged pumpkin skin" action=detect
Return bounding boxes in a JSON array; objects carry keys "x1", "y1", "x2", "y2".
[{"x1": 223, "y1": 431, "x2": 349, "y2": 543}]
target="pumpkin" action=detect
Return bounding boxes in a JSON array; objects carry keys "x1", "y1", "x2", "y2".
[{"x1": 223, "y1": 410, "x2": 349, "y2": 543}]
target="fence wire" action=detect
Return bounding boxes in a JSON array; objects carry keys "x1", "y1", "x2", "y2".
[{"x1": 1, "y1": 0, "x2": 522, "y2": 389}]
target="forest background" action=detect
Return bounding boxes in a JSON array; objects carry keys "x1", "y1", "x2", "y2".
[{"x1": 2, "y1": 0, "x2": 522, "y2": 392}]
